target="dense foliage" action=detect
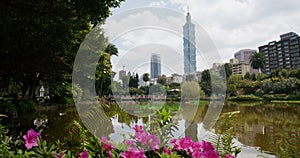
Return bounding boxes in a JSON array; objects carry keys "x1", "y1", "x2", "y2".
[{"x1": 0, "y1": 0, "x2": 124, "y2": 100}]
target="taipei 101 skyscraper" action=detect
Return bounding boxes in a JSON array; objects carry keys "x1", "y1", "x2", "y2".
[{"x1": 183, "y1": 9, "x2": 196, "y2": 74}]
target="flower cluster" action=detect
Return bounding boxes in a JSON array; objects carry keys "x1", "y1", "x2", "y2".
[
  {"x1": 120, "y1": 146, "x2": 146, "y2": 158},
  {"x1": 101, "y1": 136, "x2": 115, "y2": 158},
  {"x1": 170, "y1": 136, "x2": 220, "y2": 158},
  {"x1": 22, "y1": 127, "x2": 235, "y2": 158},
  {"x1": 120, "y1": 125, "x2": 160, "y2": 158},
  {"x1": 134, "y1": 125, "x2": 160, "y2": 151}
]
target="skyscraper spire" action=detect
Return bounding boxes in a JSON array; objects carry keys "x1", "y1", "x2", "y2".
[{"x1": 183, "y1": 9, "x2": 196, "y2": 74}]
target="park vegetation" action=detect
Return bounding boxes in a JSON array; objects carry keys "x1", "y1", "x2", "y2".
[{"x1": 0, "y1": 0, "x2": 124, "y2": 112}]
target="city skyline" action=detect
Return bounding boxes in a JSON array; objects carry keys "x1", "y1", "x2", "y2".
[{"x1": 106, "y1": 0, "x2": 300, "y2": 76}]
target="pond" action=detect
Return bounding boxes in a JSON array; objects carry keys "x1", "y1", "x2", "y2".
[{"x1": 1, "y1": 101, "x2": 299, "y2": 157}]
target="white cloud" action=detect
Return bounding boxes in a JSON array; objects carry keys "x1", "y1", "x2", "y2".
[
  {"x1": 149, "y1": 1, "x2": 167, "y2": 7},
  {"x1": 105, "y1": 0, "x2": 300, "y2": 75}
]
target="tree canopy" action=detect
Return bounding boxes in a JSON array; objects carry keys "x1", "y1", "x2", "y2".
[
  {"x1": 0, "y1": 0, "x2": 124, "y2": 99},
  {"x1": 250, "y1": 52, "x2": 265, "y2": 73}
]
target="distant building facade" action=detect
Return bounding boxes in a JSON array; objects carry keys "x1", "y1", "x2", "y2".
[
  {"x1": 234, "y1": 49, "x2": 259, "y2": 74},
  {"x1": 183, "y1": 11, "x2": 196, "y2": 74},
  {"x1": 150, "y1": 54, "x2": 161, "y2": 79},
  {"x1": 211, "y1": 63, "x2": 223, "y2": 73},
  {"x1": 166, "y1": 73, "x2": 183, "y2": 84},
  {"x1": 259, "y1": 32, "x2": 300, "y2": 74},
  {"x1": 118, "y1": 70, "x2": 126, "y2": 80},
  {"x1": 230, "y1": 58, "x2": 250, "y2": 76}
]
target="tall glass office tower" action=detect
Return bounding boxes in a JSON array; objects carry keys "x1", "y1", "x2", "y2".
[
  {"x1": 183, "y1": 12, "x2": 196, "y2": 74},
  {"x1": 150, "y1": 54, "x2": 161, "y2": 79}
]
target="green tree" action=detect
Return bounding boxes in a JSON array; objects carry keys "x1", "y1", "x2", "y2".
[
  {"x1": 219, "y1": 63, "x2": 232, "y2": 80},
  {"x1": 169, "y1": 82, "x2": 180, "y2": 90},
  {"x1": 95, "y1": 42, "x2": 119, "y2": 97},
  {"x1": 142, "y1": 73, "x2": 150, "y2": 85},
  {"x1": 200, "y1": 69, "x2": 211, "y2": 96},
  {"x1": 104, "y1": 43, "x2": 119, "y2": 56},
  {"x1": 228, "y1": 74, "x2": 243, "y2": 96},
  {"x1": 0, "y1": 0, "x2": 125, "y2": 99},
  {"x1": 251, "y1": 73, "x2": 257, "y2": 81},
  {"x1": 139, "y1": 86, "x2": 149, "y2": 95},
  {"x1": 157, "y1": 77, "x2": 167, "y2": 85},
  {"x1": 244, "y1": 72, "x2": 251, "y2": 80},
  {"x1": 250, "y1": 52, "x2": 265, "y2": 73},
  {"x1": 129, "y1": 73, "x2": 139, "y2": 88}
]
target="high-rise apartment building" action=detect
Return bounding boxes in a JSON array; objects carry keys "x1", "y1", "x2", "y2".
[
  {"x1": 183, "y1": 11, "x2": 196, "y2": 74},
  {"x1": 259, "y1": 32, "x2": 300, "y2": 74},
  {"x1": 150, "y1": 54, "x2": 161, "y2": 79}
]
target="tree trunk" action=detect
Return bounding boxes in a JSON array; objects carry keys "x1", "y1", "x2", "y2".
[
  {"x1": 21, "y1": 83, "x2": 29, "y2": 100},
  {"x1": 28, "y1": 75, "x2": 40, "y2": 100}
]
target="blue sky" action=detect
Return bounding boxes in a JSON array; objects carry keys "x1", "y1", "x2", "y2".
[{"x1": 102, "y1": 0, "x2": 300, "y2": 77}]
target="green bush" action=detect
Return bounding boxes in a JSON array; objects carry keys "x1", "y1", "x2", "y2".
[
  {"x1": 288, "y1": 92, "x2": 300, "y2": 100},
  {"x1": 263, "y1": 94, "x2": 288, "y2": 101},
  {"x1": 0, "y1": 101, "x2": 17, "y2": 114},
  {"x1": 228, "y1": 95, "x2": 262, "y2": 101},
  {"x1": 19, "y1": 100, "x2": 37, "y2": 112}
]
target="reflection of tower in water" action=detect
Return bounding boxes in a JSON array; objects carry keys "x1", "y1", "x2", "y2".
[
  {"x1": 181, "y1": 104, "x2": 206, "y2": 142},
  {"x1": 185, "y1": 121, "x2": 198, "y2": 142}
]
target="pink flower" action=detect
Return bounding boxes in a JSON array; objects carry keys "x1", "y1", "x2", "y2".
[
  {"x1": 135, "y1": 128, "x2": 160, "y2": 150},
  {"x1": 80, "y1": 150, "x2": 88, "y2": 158},
  {"x1": 125, "y1": 140, "x2": 135, "y2": 146},
  {"x1": 192, "y1": 150, "x2": 203, "y2": 158},
  {"x1": 101, "y1": 136, "x2": 108, "y2": 143},
  {"x1": 101, "y1": 136, "x2": 114, "y2": 158},
  {"x1": 178, "y1": 136, "x2": 193, "y2": 152},
  {"x1": 203, "y1": 150, "x2": 220, "y2": 158},
  {"x1": 170, "y1": 137, "x2": 220, "y2": 158},
  {"x1": 133, "y1": 125, "x2": 144, "y2": 132},
  {"x1": 192, "y1": 141, "x2": 201, "y2": 151},
  {"x1": 121, "y1": 146, "x2": 146, "y2": 158},
  {"x1": 225, "y1": 154, "x2": 235, "y2": 158},
  {"x1": 200, "y1": 140, "x2": 215, "y2": 151},
  {"x1": 23, "y1": 129, "x2": 40, "y2": 149},
  {"x1": 163, "y1": 146, "x2": 171, "y2": 155},
  {"x1": 170, "y1": 138, "x2": 180, "y2": 150}
]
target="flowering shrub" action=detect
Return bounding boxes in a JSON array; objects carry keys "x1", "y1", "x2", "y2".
[
  {"x1": 0, "y1": 124, "x2": 237, "y2": 158},
  {"x1": 0, "y1": 110, "x2": 239, "y2": 158},
  {"x1": 10, "y1": 125, "x2": 237, "y2": 158}
]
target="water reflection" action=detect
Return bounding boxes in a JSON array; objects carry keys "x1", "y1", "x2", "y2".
[
  {"x1": 225, "y1": 102, "x2": 300, "y2": 156},
  {"x1": 2, "y1": 101, "x2": 300, "y2": 156}
]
